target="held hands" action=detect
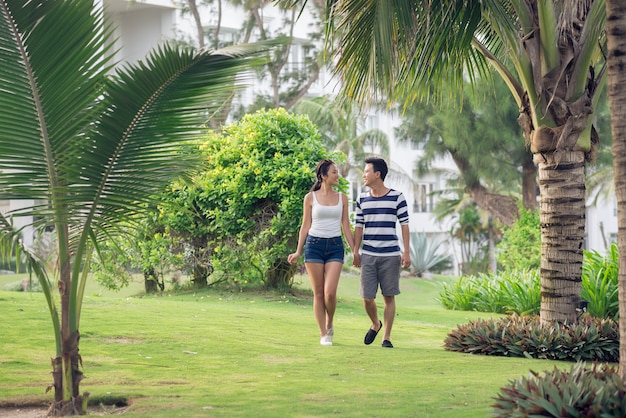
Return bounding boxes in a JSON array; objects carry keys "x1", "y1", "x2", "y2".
[{"x1": 352, "y1": 252, "x2": 361, "y2": 268}]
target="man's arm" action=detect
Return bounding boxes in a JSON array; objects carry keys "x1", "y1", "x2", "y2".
[
  {"x1": 400, "y1": 224, "x2": 411, "y2": 269},
  {"x1": 352, "y1": 227, "x2": 363, "y2": 267}
]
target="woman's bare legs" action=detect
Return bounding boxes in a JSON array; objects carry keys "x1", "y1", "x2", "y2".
[
  {"x1": 305, "y1": 261, "x2": 343, "y2": 338},
  {"x1": 323, "y1": 261, "x2": 342, "y2": 332},
  {"x1": 305, "y1": 262, "x2": 327, "y2": 337}
]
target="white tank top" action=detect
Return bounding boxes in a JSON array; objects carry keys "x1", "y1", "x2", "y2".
[{"x1": 309, "y1": 192, "x2": 342, "y2": 238}]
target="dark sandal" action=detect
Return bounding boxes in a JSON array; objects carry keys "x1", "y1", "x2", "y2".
[
  {"x1": 364, "y1": 320, "x2": 382, "y2": 345},
  {"x1": 382, "y1": 339, "x2": 394, "y2": 348}
]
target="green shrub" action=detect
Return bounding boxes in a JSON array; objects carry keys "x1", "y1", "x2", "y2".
[
  {"x1": 582, "y1": 242, "x2": 619, "y2": 319},
  {"x1": 438, "y1": 275, "x2": 479, "y2": 311},
  {"x1": 498, "y1": 269, "x2": 540, "y2": 316},
  {"x1": 438, "y1": 270, "x2": 540, "y2": 315},
  {"x1": 162, "y1": 108, "x2": 336, "y2": 289},
  {"x1": 444, "y1": 314, "x2": 619, "y2": 363},
  {"x1": 0, "y1": 256, "x2": 26, "y2": 273},
  {"x1": 470, "y1": 274, "x2": 508, "y2": 314},
  {"x1": 496, "y1": 208, "x2": 540, "y2": 271},
  {"x1": 440, "y1": 249, "x2": 618, "y2": 318},
  {"x1": 493, "y1": 362, "x2": 626, "y2": 417}
]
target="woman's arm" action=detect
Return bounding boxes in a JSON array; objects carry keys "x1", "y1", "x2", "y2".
[
  {"x1": 340, "y1": 193, "x2": 355, "y2": 252},
  {"x1": 287, "y1": 192, "x2": 312, "y2": 264}
]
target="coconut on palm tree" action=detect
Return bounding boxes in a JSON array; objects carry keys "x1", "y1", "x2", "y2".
[{"x1": 0, "y1": 0, "x2": 271, "y2": 414}]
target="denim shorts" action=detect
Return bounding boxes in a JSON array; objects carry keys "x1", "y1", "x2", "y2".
[{"x1": 304, "y1": 235, "x2": 344, "y2": 264}]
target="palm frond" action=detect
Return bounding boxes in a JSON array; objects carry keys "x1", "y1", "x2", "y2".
[
  {"x1": 2, "y1": 0, "x2": 274, "y2": 291},
  {"x1": 0, "y1": 0, "x2": 114, "y2": 201},
  {"x1": 329, "y1": 0, "x2": 495, "y2": 108},
  {"x1": 75, "y1": 45, "x2": 266, "y2": 232},
  {"x1": 396, "y1": 1, "x2": 486, "y2": 105},
  {"x1": 333, "y1": 0, "x2": 418, "y2": 106}
]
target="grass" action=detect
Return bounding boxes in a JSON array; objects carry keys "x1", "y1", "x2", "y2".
[{"x1": 0, "y1": 270, "x2": 567, "y2": 417}]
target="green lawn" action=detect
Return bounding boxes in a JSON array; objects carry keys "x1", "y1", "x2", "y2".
[{"x1": 0, "y1": 271, "x2": 566, "y2": 417}]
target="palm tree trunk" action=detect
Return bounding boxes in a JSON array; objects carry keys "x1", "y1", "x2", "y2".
[
  {"x1": 535, "y1": 150, "x2": 586, "y2": 324},
  {"x1": 50, "y1": 225, "x2": 87, "y2": 415},
  {"x1": 605, "y1": 0, "x2": 626, "y2": 379}
]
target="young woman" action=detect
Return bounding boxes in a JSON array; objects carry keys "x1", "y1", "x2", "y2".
[{"x1": 288, "y1": 159, "x2": 354, "y2": 346}]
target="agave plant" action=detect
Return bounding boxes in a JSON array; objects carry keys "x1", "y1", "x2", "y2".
[
  {"x1": 0, "y1": 0, "x2": 269, "y2": 414},
  {"x1": 409, "y1": 232, "x2": 451, "y2": 277}
]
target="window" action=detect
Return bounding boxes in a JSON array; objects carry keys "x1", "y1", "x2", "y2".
[
  {"x1": 205, "y1": 27, "x2": 239, "y2": 49},
  {"x1": 286, "y1": 41, "x2": 315, "y2": 74},
  {"x1": 413, "y1": 183, "x2": 434, "y2": 213}
]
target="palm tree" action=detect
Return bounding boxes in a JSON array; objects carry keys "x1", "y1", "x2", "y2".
[
  {"x1": 431, "y1": 178, "x2": 501, "y2": 275},
  {"x1": 282, "y1": 0, "x2": 607, "y2": 324},
  {"x1": 291, "y1": 95, "x2": 390, "y2": 176},
  {"x1": 605, "y1": 0, "x2": 626, "y2": 380},
  {"x1": 0, "y1": 0, "x2": 268, "y2": 414}
]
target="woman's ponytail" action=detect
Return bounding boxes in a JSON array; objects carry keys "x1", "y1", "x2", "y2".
[{"x1": 310, "y1": 159, "x2": 334, "y2": 192}]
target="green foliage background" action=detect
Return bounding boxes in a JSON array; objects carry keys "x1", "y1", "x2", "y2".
[
  {"x1": 163, "y1": 108, "x2": 335, "y2": 287},
  {"x1": 496, "y1": 207, "x2": 541, "y2": 271}
]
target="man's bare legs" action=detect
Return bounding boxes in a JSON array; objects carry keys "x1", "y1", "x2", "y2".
[
  {"x1": 364, "y1": 295, "x2": 395, "y2": 342},
  {"x1": 363, "y1": 297, "x2": 382, "y2": 332},
  {"x1": 382, "y1": 295, "x2": 395, "y2": 341}
]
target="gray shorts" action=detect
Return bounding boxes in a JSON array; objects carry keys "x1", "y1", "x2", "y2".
[{"x1": 359, "y1": 254, "x2": 401, "y2": 299}]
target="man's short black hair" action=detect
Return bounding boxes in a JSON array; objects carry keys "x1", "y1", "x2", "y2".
[{"x1": 365, "y1": 156, "x2": 388, "y2": 180}]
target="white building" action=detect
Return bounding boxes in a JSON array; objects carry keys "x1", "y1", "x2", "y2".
[{"x1": 586, "y1": 195, "x2": 618, "y2": 252}]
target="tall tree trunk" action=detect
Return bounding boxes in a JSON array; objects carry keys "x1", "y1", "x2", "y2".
[
  {"x1": 188, "y1": 0, "x2": 205, "y2": 49},
  {"x1": 535, "y1": 150, "x2": 586, "y2": 324},
  {"x1": 212, "y1": 0, "x2": 222, "y2": 50},
  {"x1": 144, "y1": 267, "x2": 161, "y2": 293},
  {"x1": 50, "y1": 225, "x2": 87, "y2": 415},
  {"x1": 605, "y1": 0, "x2": 626, "y2": 379},
  {"x1": 265, "y1": 258, "x2": 297, "y2": 289},
  {"x1": 449, "y1": 149, "x2": 519, "y2": 227}
]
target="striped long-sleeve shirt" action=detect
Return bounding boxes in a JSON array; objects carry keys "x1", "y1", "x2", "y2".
[{"x1": 355, "y1": 189, "x2": 409, "y2": 256}]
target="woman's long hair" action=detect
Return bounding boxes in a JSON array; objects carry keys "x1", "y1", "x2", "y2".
[{"x1": 311, "y1": 159, "x2": 335, "y2": 192}]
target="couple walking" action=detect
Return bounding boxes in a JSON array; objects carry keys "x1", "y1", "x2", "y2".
[{"x1": 288, "y1": 157, "x2": 411, "y2": 348}]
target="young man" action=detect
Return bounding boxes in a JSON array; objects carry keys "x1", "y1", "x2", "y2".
[{"x1": 352, "y1": 157, "x2": 411, "y2": 348}]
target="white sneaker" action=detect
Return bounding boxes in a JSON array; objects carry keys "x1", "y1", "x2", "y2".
[
  {"x1": 320, "y1": 335, "x2": 333, "y2": 346},
  {"x1": 326, "y1": 327, "x2": 334, "y2": 337}
]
